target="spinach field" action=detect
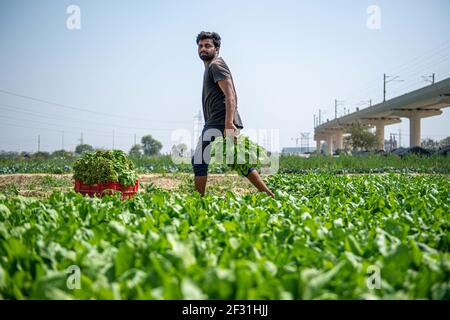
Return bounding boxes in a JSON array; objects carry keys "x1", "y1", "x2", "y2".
[{"x1": 0, "y1": 173, "x2": 448, "y2": 299}]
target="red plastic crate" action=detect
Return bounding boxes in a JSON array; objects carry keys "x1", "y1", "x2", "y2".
[{"x1": 74, "y1": 180, "x2": 139, "y2": 199}]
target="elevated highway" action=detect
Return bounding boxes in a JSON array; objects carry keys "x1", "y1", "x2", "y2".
[{"x1": 314, "y1": 77, "x2": 450, "y2": 154}]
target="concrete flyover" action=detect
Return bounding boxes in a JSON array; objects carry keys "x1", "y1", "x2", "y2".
[{"x1": 314, "y1": 77, "x2": 450, "y2": 155}]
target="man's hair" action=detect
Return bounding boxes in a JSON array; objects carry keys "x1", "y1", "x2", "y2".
[{"x1": 196, "y1": 31, "x2": 221, "y2": 48}]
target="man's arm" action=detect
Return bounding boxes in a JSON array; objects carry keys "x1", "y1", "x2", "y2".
[{"x1": 217, "y1": 79, "x2": 237, "y2": 138}]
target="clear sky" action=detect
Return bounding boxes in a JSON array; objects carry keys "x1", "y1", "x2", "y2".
[{"x1": 1, "y1": 0, "x2": 449, "y2": 153}]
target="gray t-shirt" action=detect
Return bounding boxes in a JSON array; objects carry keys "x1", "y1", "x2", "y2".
[{"x1": 202, "y1": 57, "x2": 244, "y2": 129}]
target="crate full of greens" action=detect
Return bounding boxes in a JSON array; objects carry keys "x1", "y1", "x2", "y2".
[{"x1": 73, "y1": 150, "x2": 138, "y2": 198}]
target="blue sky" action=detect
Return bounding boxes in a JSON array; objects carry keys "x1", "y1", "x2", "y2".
[{"x1": 1, "y1": 0, "x2": 449, "y2": 152}]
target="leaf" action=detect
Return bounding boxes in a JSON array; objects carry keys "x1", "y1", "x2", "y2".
[{"x1": 115, "y1": 243, "x2": 135, "y2": 277}]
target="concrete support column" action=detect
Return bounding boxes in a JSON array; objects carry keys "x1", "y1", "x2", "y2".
[
  {"x1": 392, "y1": 109, "x2": 442, "y2": 148},
  {"x1": 334, "y1": 131, "x2": 344, "y2": 150},
  {"x1": 325, "y1": 135, "x2": 333, "y2": 156},
  {"x1": 375, "y1": 120, "x2": 385, "y2": 150},
  {"x1": 316, "y1": 139, "x2": 321, "y2": 154},
  {"x1": 409, "y1": 112, "x2": 421, "y2": 147}
]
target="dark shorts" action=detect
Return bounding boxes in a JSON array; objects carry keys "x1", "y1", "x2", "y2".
[{"x1": 191, "y1": 125, "x2": 256, "y2": 177}]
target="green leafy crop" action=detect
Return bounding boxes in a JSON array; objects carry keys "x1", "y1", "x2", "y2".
[
  {"x1": 210, "y1": 135, "x2": 269, "y2": 176},
  {"x1": 73, "y1": 150, "x2": 137, "y2": 186},
  {"x1": 0, "y1": 173, "x2": 449, "y2": 299}
]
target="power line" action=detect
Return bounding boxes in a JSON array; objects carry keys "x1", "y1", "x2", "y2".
[
  {"x1": 0, "y1": 103, "x2": 183, "y2": 139},
  {"x1": 383, "y1": 74, "x2": 404, "y2": 102},
  {"x1": 341, "y1": 40, "x2": 450, "y2": 105},
  {"x1": 0, "y1": 88, "x2": 191, "y2": 124},
  {"x1": 0, "y1": 102, "x2": 185, "y2": 132}
]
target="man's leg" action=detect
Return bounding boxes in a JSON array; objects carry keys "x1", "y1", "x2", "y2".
[
  {"x1": 245, "y1": 169, "x2": 275, "y2": 198},
  {"x1": 194, "y1": 176, "x2": 208, "y2": 196},
  {"x1": 192, "y1": 126, "x2": 224, "y2": 197},
  {"x1": 192, "y1": 139, "x2": 209, "y2": 196}
]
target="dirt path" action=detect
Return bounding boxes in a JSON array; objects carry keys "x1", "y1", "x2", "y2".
[
  {"x1": 0, "y1": 173, "x2": 255, "y2": 197},
  {"x1": 2, "y1": 172, "x2": 444, "y2": 198}
]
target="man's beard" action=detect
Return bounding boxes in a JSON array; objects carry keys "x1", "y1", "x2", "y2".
[{"x1": 199, "y1": 52, "x2": 215, "y2": 62}]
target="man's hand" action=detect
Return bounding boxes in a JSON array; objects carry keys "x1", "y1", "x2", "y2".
[{"x1": 225, "y1": 122, "x2": 238, "y2": 144}]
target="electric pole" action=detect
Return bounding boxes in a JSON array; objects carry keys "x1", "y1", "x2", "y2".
[
  {"x1": 193, "y1": 110, "x2": 203, "y2": 141},
  {"x1": 62, "y1": 131, "x2": 64, "y2": 150},
  {"x1": 421, "y1": 73, "x2": 435, "y2": 85},
  {"x1": 334, "y1": 99, "x2": 345, "y2": 118},
  {"x1": 335, "y1": 100, "x2": 337, "y2": 119},
  {"x1": 384, "y1": 73, "x2": 403, "y2": 102},
  {"x1": 38, "y1": 135, "x2": 40, "y2": 152},
  {"x1": 300, "y1": 132, "x2": 310, "y2": 153}
]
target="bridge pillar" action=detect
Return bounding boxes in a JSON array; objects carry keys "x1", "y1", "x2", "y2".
[
  {"x1": 374, "y1": 120, "x2": 386, "y2": 150},
  {"x1": 334, "y1": 131, "x2": 344, "y2": 151},
  {"x1": 409, "y1": 113, "x2": 421, "y2": 147},
  {"x1": 325, "y1": 135, "x2": 333, "y2": 156},
  {"x1": 316, "y1": 139, "x2": 321, "y2": 154},
  {"x1": 391, "y1": 109, "x2": 442, "y2": 148}
]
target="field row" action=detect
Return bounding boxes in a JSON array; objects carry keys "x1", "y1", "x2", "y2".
[
  {"x1": 1, "y1": 154, "x2": 449, "y2": 174},
  {"x1": 0, "y1": 173, "x2": 448, "y2": 299}
]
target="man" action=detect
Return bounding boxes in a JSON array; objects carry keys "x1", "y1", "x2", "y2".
[{"x1": 192, "y1": 31, "x2": 274, "y2": 198}]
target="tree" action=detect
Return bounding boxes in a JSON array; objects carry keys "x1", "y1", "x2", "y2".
[
  {"x1": 171, "y1": 143, "x2": 188, "y2": 157},
  {"x1": 141, "y1": 135, "x2": 162, "y2": 156},
  {"x1": 129, "y1": 144, "x2": 143, "y2": 157},
  {"x1": 52, "y1": 149, "x2": 74, "y2": 158},
  {"x1": 33, "y1": 151, "x2": 51, "y2": 159},
  {"x1": 75, "y1": 144, "x2": 94, "y2": 155},
  {"x1": 439, "y1": 136, "x2": 450, "y2": 147},
  {"x1": 421, "y1": 138, "x2": 439, "y2": 149},
  {"x1": 347, "y1": 122, "x2": 377, "y2": 150}
]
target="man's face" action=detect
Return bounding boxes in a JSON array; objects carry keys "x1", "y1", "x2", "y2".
[{"x1": 198, "y1": 38, "x2": 218, "y2": 62}]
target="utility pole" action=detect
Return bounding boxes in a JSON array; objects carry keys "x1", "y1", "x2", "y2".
[
  {"x1": 334, "y1": 100, "x2": 337, "y2": 118},
  {"x1": 38, "y1": 135, "x2": 40, "y2": 152},
  {"x1": 78, "y1": 132, "x2": 84, "y2": 145},
  {"x1": 300, "y1": 132, "x2": 310, "y2": 153},
  {"x1": 193, "y1": 110, "x2": 203, "y2": 141},
  {"x1": 62, "y1": 131, "x2": 64, "y2": 150},
  {"x1": 421, "y1": 73, "x2": 435, "y2": 85},
  {"x1": 334, "y1": 99, "x2": 345, "y2": 119},
  {"x1": 313, "y1": 114, "x2": 316, "y2": 128},
  {"x1": 262, "y1": 135, "x2": 269, "y2": 151},
  {"x1": 389, "y1": 133, "x2": 392, "y2": 151},
  {"x1": 384, "y1": 73, "x2": 403, "y2": 102}
]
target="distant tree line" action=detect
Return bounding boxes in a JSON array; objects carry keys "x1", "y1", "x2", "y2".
[{"x1": 0, "y1": 134, "x2": 195, "y2": 159}]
